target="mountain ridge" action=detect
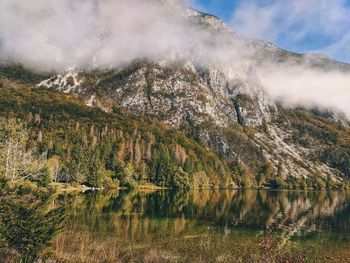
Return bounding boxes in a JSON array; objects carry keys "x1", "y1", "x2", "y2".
[{"x1": 0, "y1": 1, "x2": 350, "y2": 189}]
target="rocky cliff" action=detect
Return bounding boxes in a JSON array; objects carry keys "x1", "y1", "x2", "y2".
[{"x1": 7, "y1": 1, "x2": 350, "y2": 188}]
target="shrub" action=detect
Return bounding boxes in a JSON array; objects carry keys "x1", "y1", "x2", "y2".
[{"x1": 0, "y1": 183, "x2": 66, "y2": 262}]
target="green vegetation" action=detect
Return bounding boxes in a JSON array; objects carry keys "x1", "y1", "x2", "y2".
[
  {"x1": 0, "y1": 63, "x2": 50, "y2": 85},
  {"x1": 1, "y1": 64, "x2": 350, "y2": 190},
  {"x1": 0, "y1": 179, "x2": 66, "y2": 262},
  {"x1": 0, "y1": 84, "x2": 237, "y2": 189}
]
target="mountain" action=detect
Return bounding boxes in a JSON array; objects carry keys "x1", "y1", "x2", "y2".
[{"x1": 0, "y1": 1, "x2": 349, "y2": 189}]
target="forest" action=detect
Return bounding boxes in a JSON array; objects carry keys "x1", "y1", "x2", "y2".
[
  {"x1": 0, "y1": 85, "x2": 239, "y2": 190},
  {"x1": 0, "y1": 63, "x2": 349, "y2": 191}
]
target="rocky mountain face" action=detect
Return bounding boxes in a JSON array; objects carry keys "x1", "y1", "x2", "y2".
[{"x1": 34, "y1": 2, "x2": 350, "y2": 187}]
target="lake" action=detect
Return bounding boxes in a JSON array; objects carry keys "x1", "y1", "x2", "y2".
[{"x1": 52, "y1": 190, "x2": 350, "y2": 262}]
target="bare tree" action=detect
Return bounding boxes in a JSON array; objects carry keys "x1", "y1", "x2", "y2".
[{"x1": 0, "y1": 118, "x2": 46, "y2": 182}]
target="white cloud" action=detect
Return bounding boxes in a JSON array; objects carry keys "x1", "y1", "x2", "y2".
[
  {"x1": 0, "y1": 0, "x2": 221, "y2": 71},
  {"x1": 229, "y1": 0, "x2": 350, "y2": 117},
  {"x1": 258, "y1": 63, "x2": 350, "y2": 118}
]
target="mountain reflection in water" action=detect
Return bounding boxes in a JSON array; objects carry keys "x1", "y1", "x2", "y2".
[{"x1": 53, "y1": 190, "x2": 350, "y2": 262}]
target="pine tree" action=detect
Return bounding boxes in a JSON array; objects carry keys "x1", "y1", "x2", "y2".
[
  {"x1": 149, "y1": 144, "x2": 173, "y2": 187},
  {"x1": 87, "y1": 149, "x2": 102, "y2": 188},
  {"x1": 37, "y1": 164, "x2": 52, "y2": 187}
]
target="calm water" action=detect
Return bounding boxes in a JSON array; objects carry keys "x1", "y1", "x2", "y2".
[{"x1": 53, "y1": 190, "x2": 350, "y2": 262}]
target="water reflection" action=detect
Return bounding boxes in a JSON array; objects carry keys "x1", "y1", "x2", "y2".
[
  {"x1": 54, "y1": 190, "x2": 350, "y2": 262},
  {"x1": 63, "y1": 190, "x2": 350, "y2": 232}
]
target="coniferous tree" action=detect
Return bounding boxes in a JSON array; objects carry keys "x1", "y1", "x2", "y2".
[{"x1": 87, "y1": 149, "x2": 103, "y2": 188}]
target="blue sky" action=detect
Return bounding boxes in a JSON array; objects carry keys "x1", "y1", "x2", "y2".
[{"x1": 190, "y1": 0, "x2": 350, "y2": 63}]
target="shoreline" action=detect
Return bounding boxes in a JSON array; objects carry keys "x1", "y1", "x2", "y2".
[{"x1": 53, "y1": 183, "x2": 349, "y2": 193}]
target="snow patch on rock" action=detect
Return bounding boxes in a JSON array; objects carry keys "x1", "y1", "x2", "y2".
[{"x1": 37, "y1": 68, "x2": 83, "y2": 94}]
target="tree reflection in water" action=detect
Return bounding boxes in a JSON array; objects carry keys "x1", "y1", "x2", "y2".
[{"x1": 53, "y1": 190, "x2": 350, "y2": 262}]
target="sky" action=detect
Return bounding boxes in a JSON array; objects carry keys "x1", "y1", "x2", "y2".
[{"x1": 191, "y1": 0, "x2": 350, "y2": 63}]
